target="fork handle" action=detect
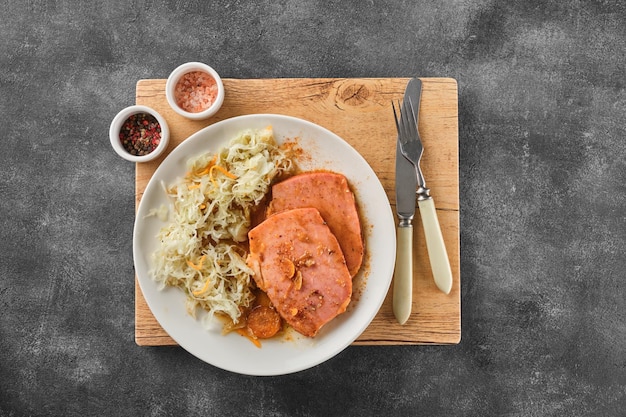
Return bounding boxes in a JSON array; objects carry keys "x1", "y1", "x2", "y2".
[
  {"x1": 418, "y1": 198, "x2": 453, "y2": 294},
  {"x1": 393, "y1": 225, "x2": 413, "y2": 325}
]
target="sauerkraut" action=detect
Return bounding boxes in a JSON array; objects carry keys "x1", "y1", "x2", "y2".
[{"x1": 150, "y1": 126, "x2": 293, "y2": 327}]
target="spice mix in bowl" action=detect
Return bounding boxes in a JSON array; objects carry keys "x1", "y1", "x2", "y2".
[{"x1": 109, "y1": 105, "x2": 170, "y2": 163}]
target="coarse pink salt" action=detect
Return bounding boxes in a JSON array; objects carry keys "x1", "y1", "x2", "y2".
[{"x1": 174, "y1": 71, "x2": 218, "y2": 113}]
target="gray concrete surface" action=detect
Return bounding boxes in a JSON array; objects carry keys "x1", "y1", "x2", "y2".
[{"x1": 1, "y1": 1, "x2": 625, "y2": 416}]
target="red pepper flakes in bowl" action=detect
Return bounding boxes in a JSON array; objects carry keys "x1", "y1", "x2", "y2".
[{"x1": 166, "y1": 62, "x2": 225, "y2": 120}]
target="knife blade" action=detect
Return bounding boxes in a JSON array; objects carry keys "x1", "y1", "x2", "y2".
[{"x1": 392, "y1": 79, "x2": 421, "y2": 325}]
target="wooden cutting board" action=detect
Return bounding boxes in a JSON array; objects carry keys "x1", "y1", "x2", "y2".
[{"x1": 134, "y1": 77, "x2": 460, "y2": 346}]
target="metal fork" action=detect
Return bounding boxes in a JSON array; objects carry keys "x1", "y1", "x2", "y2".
[
  {"x1": 392, "y1": 96, "x2": 453, "y2": 295},
  {"x1": 392, "y1": 98, "x2": 427, "y2": 195}
]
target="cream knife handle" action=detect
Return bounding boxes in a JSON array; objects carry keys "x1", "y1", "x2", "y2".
[
  {"x1": 418, "y1": 198, "x2": 453, "y2": 294},
  {"x1": 393, "y1": 225, "x2": 413, "y2": 325}
]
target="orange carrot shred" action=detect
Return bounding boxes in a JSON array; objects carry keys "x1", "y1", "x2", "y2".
[
  {"x1": 187, "y1": 255, "x2": 206, "y2": 271},
  {"x1": 192, "y1": 277, "x2": 211, "y2": 296},
  {"x1": 195, "y1": 168, "x2": 210, "y2": 176},
  {"x1": 210, "y1": 165, "x2": 237, "y2": 179},
  {"x1": 208, "y1": 164, "x2": 237, "y2": 188},
  {"x1": 190, "y1": 155, "x2": 218, "y2": 177}
]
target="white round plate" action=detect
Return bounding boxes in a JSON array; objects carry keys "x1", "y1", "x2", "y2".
[{"x1": 133, "y1": 114, "x2": 396, "y2": 376}]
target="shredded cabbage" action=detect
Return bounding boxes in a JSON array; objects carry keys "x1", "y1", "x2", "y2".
[{"x1": 150, "y1": 126, "x2": 293, "y2": 325}]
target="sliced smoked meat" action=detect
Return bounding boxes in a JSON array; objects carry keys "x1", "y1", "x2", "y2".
[
  {"x1": 268, "y1": 172, "x2": 363, "y2": 277},
  {"x1": 247, "y1": 207, "x2": 352, "y2": 337}
]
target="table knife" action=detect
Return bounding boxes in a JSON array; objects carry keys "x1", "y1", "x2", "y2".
[{"x1": 392, "y1": 84, "x2": 418, "y2": 325}]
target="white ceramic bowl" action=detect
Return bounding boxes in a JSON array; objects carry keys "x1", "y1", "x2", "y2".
[
  {"x1": 165, "y1": 62, "x2": 225, "y2": 120},
  {"x1": 109, "y1": 105, "x2": 170, "y2": 163}
]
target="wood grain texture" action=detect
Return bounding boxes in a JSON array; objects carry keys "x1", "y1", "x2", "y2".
[{"x1": 134, "y1": 78, "x2": 460, "y2": 346}]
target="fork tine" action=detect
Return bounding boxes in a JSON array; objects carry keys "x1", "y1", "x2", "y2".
[
  {"x1": 405, "y1": 97, "x2": 417, "y2": 137},
  {"x1": 404, "y1": 98, "x2": 419, "y2": 149},
  {"x1": 392, "y1": 100, "x2": 401, "y2": 132},
  {"x1": 399, "y1": 98, "x2": 413, "y2": 145},
  {"x1": 393, "y1": 99, "x2": 409, "y2": 145},
  {"x1": 394, "y1": 97, "x2": 420, "y2": 157}
]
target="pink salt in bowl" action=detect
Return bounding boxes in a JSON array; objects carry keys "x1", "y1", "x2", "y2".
[{"x1": 165, "y1": 62, "x2": 225, "y2": 120}]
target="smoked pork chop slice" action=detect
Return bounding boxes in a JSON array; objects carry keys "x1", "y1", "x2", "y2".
[
  {"x1": 268, "y1": 172, "x2": 363, "y2": 277},
  {"x1": 247, "y1": 207, "x2": 352, "y2": 337}
]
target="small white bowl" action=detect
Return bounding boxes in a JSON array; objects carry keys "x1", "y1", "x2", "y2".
[
  {"x1": 165, "y1": 62, "x2": 225, "y2": 120},
  {"x1": 109, "y1": 105, "x2": 170, "y2": 162}
]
